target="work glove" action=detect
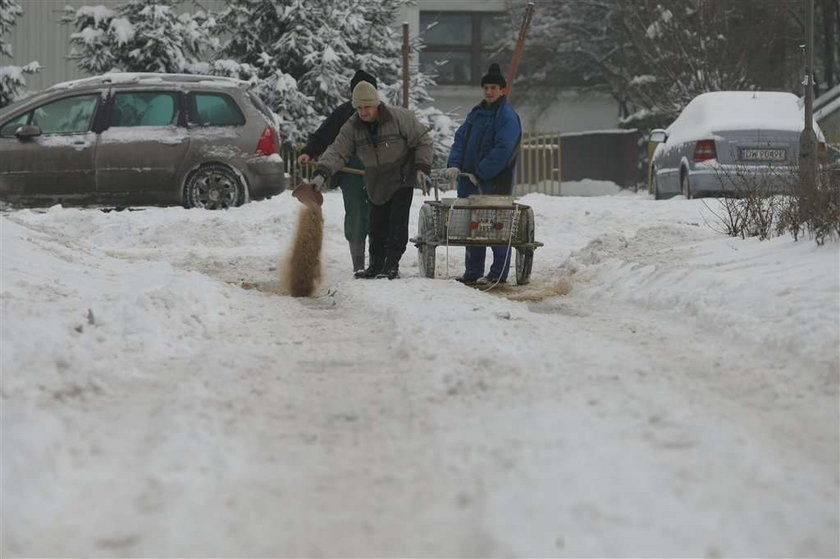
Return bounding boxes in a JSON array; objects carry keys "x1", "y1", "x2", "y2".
[
  {"x1": 463, "y1": 173, "x2": 479, "y2": 186},
  {"x1": 416, "y1": 170, "x2": 433, "y2": 196},
  {"x1": 310, "y1": 171, "x2": 327, "y2": 191},
  {"x1": 444, "y1": 167, "x2": 460, "y2": 181}
]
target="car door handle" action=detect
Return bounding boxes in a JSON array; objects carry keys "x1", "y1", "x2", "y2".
[{"x1": 72, "y1": 140, "x2": 91, "y2": 150}]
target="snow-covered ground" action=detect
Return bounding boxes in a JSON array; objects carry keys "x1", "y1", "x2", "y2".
[{"x1": 2, "y1": 186, "x2": 838, "y2": 557}]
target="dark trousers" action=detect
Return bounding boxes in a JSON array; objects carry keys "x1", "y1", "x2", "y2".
[
  {"x1": 368, "y1": 186, "x2": 414, "y2": 265},
  {"x1": 339, "y1": 179, "x2": 369, "y2": 243}
]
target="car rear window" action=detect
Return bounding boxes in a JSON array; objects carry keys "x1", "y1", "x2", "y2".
[
  {"x1": 110, "y1": 91, "x2": 178, "y2": 127},
  {"x1": 188, "y1": 92, "x2": 245, "y2": 127}
]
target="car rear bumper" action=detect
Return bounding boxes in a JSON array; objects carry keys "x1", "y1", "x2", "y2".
[
  {"x1": 688, "y1": 162, "x2": 797, "y2": 193},
  {"x1": 246, "y1": 158, "x2": 287, "y2": 199}
]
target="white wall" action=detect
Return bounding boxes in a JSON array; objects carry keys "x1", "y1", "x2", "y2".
[{"x1": 427, "y1": 85, "x2": 618, "y2": 134}]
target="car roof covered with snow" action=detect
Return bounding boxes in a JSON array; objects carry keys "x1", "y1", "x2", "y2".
[
  {"x1": 48, "y1": 72, "x2": 251, "y2": 92},
  {"x1": 665, "y1": 91, "x2": 816, "y2": 145}
]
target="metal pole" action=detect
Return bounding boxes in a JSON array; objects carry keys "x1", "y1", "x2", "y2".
[
  {"x1": 799, "y1": 0, "x2": 818, "y2": 188},
  {"x1": 505, "y1": 1, "x2": 536, "y2": 101},
  {"x1": 402, "y1": 23, "x2": 410, "y2": 109}
]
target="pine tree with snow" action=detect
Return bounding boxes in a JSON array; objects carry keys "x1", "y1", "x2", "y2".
[
  {"x1": 61, "y1": 0, "x2": 218, "y2": 75},
  {"x1": 0, "y1": 0, "x2": 41, "y2": 108},
  {"x1": 211, "y1": 0, "x2": 456, "y2": 158}
]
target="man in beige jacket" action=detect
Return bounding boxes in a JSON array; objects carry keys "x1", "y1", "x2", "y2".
[{"x1": 309, "y1": 81, "x2": 434, "y2": 280}]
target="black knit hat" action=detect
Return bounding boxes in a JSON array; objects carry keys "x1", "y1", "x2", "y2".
[
  {"x1": 350, "y1": 69, "x2": 377, "y2": 91},
  {"x1": 480, "y1": 63, "x2": 506, "y2": 88}
]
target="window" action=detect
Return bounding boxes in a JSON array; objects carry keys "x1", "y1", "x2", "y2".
[
  {"x1": 111, "y1": 91, "x2": 177, "y2": 127},
  {"x1": 0, "y1": 113, "x2": 30, "y2": 137},
  {"x1": 188, "y1": 93, "x2": 245, "y2": 127},
  {"x1": 420, "y1": 11, "x2": 508, "y2": 85},
  {"x1": 27, "y1": 95, "x2": 99, "y2": 134}
]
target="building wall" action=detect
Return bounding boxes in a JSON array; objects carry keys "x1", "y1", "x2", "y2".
[
  {"x1": 1, "y1": 0, "x2": 103, "y2": 92},
  {"x1": 3, "y1": 0, "x2": 619, "y2": 134},
  {"x1": 1, "y1": 0, "x2": 225, "y2": 92},
  {"x1": 401, "y1": 1, "x2": 618, "y2": 133}
]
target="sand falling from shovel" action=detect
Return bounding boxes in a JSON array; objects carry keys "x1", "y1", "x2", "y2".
[{"x1": 282, "y1": 205, "x2": 323, "y2": 297}]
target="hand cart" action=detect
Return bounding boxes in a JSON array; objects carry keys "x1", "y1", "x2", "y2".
[{"x1": 410, "y1": 174, "x2": 543, "y2": 285}]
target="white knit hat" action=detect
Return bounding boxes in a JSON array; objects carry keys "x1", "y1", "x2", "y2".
[{"x1": 352, "y1": 81, "x2": 379, "y2": 108}]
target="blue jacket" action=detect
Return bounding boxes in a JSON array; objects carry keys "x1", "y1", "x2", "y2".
[{"x1": 447, "y1": 96, "x2": 522, "y2": 196}]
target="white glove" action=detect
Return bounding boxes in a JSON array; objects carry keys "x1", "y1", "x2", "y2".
[
  {"x1": 416, "y1": 170, "x2": 432, "y2": 196},
  {"x1": 444, "y1": 167, "x2": 460, "y2": 181},
  {"x1": 310, "y1": 173, "x2": 326, "y2": 191}
]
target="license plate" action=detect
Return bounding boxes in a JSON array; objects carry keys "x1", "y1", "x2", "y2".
[{"x1": 741, "y1": 148, "x2": 786, "y2": 161}]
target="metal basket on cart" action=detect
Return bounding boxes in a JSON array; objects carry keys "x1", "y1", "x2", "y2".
[{"x1": 411, "y1": 194, "x2": 543, "y2": 285}]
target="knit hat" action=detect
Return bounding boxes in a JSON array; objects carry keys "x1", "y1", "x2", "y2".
[
  {"x1": 350, "y1": 69, "x2": 377, "y2": 91},
  {"x1": 352, "y1": 80, "x2": 379, "y2": 108},
  {"x1": 480, "y1": 63, "x2": 507, "y2": 88}
]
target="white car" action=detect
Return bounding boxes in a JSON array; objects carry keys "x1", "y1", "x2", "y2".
[{"x1": 650, "y1": 91, "x2": 827, "y2": 199}]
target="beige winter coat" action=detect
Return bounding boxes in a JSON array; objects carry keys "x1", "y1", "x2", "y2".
[{"x1": 315, "y1": 104, "x2": 433, "y2": 205}]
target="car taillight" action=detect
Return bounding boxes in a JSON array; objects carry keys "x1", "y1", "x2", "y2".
[
  {"x1": 255, "y1": 126, "x2": 278, "y2": 156},
  {"x1": 693, "y1": 139, "x2": 717, "y2": 162}
]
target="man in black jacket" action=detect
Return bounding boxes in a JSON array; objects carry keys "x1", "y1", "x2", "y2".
[{"x1": 297, "y1": 70, "x2": 376, "y2": 273}]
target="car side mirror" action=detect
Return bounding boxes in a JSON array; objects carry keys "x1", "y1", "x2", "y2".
[
  {"x1": 649, "y1": 129, "x2": 667, "y2": 143},
  {"x1": 15, "y1": 124, "x2": 42, "y2": 140}
]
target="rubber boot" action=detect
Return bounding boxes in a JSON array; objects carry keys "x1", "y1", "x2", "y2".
[
  {"x1": 355, "y1": 254, "x2": 384, "y2": 279},
  {"x1": 349, "y1": 239, "x2": 366, "y2": 273}
]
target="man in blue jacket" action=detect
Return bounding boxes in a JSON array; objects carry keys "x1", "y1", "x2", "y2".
[{"x1": 445, "y1": 63, "x2": 522, "y2": 285}]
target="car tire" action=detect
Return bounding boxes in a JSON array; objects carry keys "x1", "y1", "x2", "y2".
[
  {"x1": 653, "y1": 174, "x2": 665, "y2": 200},
  {"x1": 184, "y1": 164, "x2": 246, "y2": 210},
  {"x1": 680, "y1": 171, "x2": 694, "y2": 199}
]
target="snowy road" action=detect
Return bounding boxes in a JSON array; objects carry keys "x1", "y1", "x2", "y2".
[{"x1": 2, "y1": 190, "x2": 838, "y2": 556}]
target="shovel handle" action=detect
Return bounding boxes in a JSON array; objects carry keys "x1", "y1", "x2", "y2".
[{"x1": 299, "y1": 160, "x2": 364, "y2": 176}]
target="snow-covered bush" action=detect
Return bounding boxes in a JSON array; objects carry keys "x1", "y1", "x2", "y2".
[
  {"x1": 61, "y1": 0, "x2": 218, "y2": 75},
  {"x1": 0, "y1": 0, "x2": 40, "y2": 108},
  {"x1": 210, "y1": 0, "x2": 456, "y2": 159}
]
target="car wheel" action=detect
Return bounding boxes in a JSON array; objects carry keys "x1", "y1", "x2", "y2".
[
  {"x1": 653, "y1": 174, "x2": 665, "y2": 200},
  {"x1": 184, "y1": 164, "x2": 245, "y2": 209},
  {"x1": 680, "y1": 171, "x2": 693, "y2": 199}
]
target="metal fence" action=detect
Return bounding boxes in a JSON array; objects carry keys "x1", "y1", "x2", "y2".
[
  {"x1": 515, "y1": 132, "x2": 563, "y2": 196},
  {"x1": 515, "y1": 129, "x2": 642, "y2": 195},
  {"x1": 281, "y1": 128, "x2": 643, "y2": 196}
]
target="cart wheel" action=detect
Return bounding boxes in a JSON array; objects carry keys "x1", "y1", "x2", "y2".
[
  {"x1": 515, "y1": 248, "x2": 533, "y2": 285},
  {"x1": 515, "y1": 208, "x2": 536, "y2": 285},
  {"x1": 418, "y1": 244, "x2": 436, "y2": 278}
]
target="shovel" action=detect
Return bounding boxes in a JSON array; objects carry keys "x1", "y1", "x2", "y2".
[
  {"x1": 291, "y1": 166, "x2": 364, "y2": 209},
  {"x1": 291, "y1": 182, "x2": 324, "y2": 209}
]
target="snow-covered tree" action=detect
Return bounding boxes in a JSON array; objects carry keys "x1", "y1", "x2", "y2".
[
  {"x1": 507, "y1": 0, "x2": 802, "y2": 129},
  {"x1": 61, "y1": 0, "x2": 456, "y2": 164},
  {"x1": 1, "y1": 0, "x2": 41, "y2": 108},
  {"x1": 211, "y1": 0, "x2": 456, "y2": 161},
  {"x1": 61, "y1": 0, "x2": 218, "y2": 75}
]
